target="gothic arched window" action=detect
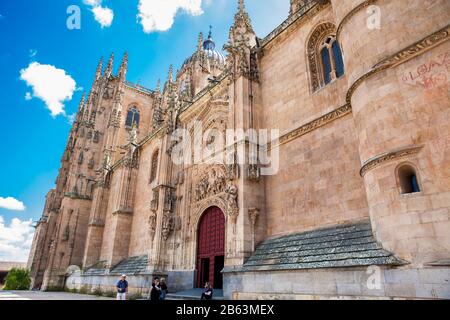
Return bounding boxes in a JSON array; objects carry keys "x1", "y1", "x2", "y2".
[
  {"x1": 125, "y1": 107, "x2": 140, "y2": 128},
  {"x1": 308, "y1": 23, "x2": 345, "y2": 92},
  {"x1": 150, "y1": 150, "x2": 159, "y2": 183}
]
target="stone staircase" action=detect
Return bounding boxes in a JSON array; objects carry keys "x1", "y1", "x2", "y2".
[{"x1": 166, "y1": 289, "x2": 224, "y2": 301}]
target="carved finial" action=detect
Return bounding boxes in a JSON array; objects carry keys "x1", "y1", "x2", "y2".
[
  {"x1": 208, "y1": 25, "x2": 213, "y2": 38},
  {"x1": 226, "y1": 0, "x2": 255, "y2": 44},
  {"x1": 95, "y1": 57, "x2": 103, "y2": 79},
  {"x1": 78, "y1": 92, "x2": 86, "y2": 110},
  {"x1": 168, "y1": 64, "x2": 173, "y2": 82},
  {"x1": 197, "y1": 32, "x2": 204, "y2": 51},
  {"x1": 129, "y1": 122, "x2": 138, "y2": 145},
  {"x1": 238, "y1": 0, "x2": 245, "y2": 12},
  {"x1": 119, "y1": 51, "x2": 128, "y2": 79},
  {"x1": 155, "y1": 79, "x2": 161, "y2": 93},
  {"x1": 105, "y1": 52, "x2": 114, "y2": 77}
]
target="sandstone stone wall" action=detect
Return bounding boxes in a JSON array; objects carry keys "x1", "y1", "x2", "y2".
[{"x1": 333, "y1": 0, "x2": 450, "y2": 266}]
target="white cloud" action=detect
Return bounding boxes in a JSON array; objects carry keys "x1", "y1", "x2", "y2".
[
  {"x1": 84, "y1": 0, "x2": 114, "y2": 28},
  {"x1": 83, "y1": 0, "x2": 102, "y2": 6},
  {"x1": 20, "y1": 62, "x2": 77, "y2": 117},
  {"x1": 25, "y1": 92, "x2": 32, "y2": 101},
  {"x1": 0, "y1": 216, "x2": 35, "y2": 262},
  {"x1": 0, "y1": 197, "x2": 26, "y2": 211},
  {"x1": 92, "y1": 6, "x2": 114, "y2": 28},
  {"x1": 138, "y1": 0, "x2": 204, "y2": 33}
]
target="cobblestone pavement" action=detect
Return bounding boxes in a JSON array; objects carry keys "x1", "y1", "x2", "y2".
[{"x1": 0, "y1": 290, "x2": 113, "y2": 300}]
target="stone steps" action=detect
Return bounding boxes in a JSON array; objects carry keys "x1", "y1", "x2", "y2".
[{"x1": 166, "y1": 289, "x2": 224, "y2": 301}]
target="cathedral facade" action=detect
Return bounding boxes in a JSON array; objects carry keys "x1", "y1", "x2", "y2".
[{"x1": 28, "y1": 0, "x2": 450, "y2": 299}]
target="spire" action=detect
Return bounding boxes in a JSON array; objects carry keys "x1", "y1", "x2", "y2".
[
  {"x1": 95, "y1": 57, "x2": 103, "y2": 80},
  {"x1": 197, "y1": 32, "x2": 204, "y2": 51},
  {"x1": 78, "y1": 92, "x2": 86, "y2": 111},
  {"x1": 208, "y1": 25, "x2": 213, "y2": 39},
  {"x1": 168, "y1": 64, "x2": 173, "y2": 83},
  {"x1": 233, "y1": 0, "x2": 252, "y2": 29},
  {"x1": 226, "y1": 0, "x2": 255, "y2": 47},
  {"x1": 155, "y1": 79, "x2": 161, "y2": 93},
  {"x1": 76, "y1": 92, "x2": 86, "y2": 122},
  {"x1": 203, "y1": 25, "x2": 216, "y2": 51},
  {"x1": 84, "y1": 91, "x2": 93, "y2": 122},
  {"x1": 105, "y1": 52, "x2": 114, "y2": 78},
  {"x1": 119, "y1": 51, "x2": 128, "y2": 80},
  {"x1": 238, "y1": 0, "x2": 245, "y2": 13}
]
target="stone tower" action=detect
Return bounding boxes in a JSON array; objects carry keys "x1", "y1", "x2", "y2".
[{"x1": 331, "y1": 0, "x2": 450, "y2": 265}]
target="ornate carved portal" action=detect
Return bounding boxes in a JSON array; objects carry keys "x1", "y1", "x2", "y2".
[
  {"x1": 196, "y1": 206, "x2": 225, "y2": 289},
  {"x1": 191, "y1": 165, "x2": 240, "y2": 224}
]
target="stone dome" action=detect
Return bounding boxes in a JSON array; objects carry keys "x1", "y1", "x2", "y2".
[
  {"x1": 202, "y1": 31, "x2": 226, "y2": 65},
  {"x1": 182, "y1": 28, "x2": 226, "y2": 69}
]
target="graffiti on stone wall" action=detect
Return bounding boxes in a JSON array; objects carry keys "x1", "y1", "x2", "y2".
[{"x1": 401, "y1": 51, "x2": 450, "y2": 89}]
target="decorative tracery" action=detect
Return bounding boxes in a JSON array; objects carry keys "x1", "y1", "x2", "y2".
[{"x1": 308, "y1": 23, "x2": 345, "y2": 92}]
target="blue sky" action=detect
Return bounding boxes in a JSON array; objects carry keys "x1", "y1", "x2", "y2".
[{"x1": 0, "y1": 0, "x2": 289, "y2": 261}]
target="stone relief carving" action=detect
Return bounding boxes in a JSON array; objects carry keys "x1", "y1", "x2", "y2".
[
  {"x1": 62, "y1": 224, "x2": 70, "y2": 241},
  {"x1": 103, "y1": 84, "x2": 115, "y2": 100},
  {"x1": 88, "y1": 156, "x2": 95, "y2": 169},
  {"x1": 247, "y1": 164, "x2": 260, "y2": 182},
  {"x1": 194, "y1": 167, "x2": 227, "y2": 202},
  {"x1": 164, "y1": 188, "x2": 177, "y2": 213},
  {"x1": 148, "y1": 211, "x2": 157, "y2": 236},
  {"x1": 225, "y1": 183, "x2": 239, "y2": 222},
  {"x1": 150, "y1": 188, "x2": 159, "y2": 212},
  {"x1": 96, "y1": 149, "x2": 113, "y2": 188},
  {"x1": 360, "y1": 146, "x2": 423, "y2": 177},
  {"x1": 78, "y1": 152, "x2": 84, "y2": 165},
  {"x1": 248, "y1": 207, "x2": 260, "y2": 227},
  {"x1": 121, "y1": 124, "x2": 140, "y2": 169},
  {"x1": 93, "y1": 131, "x2": 100, "y2": 143},
  {"x1": 226, "y1": 151, "x2": 240, "y2": 181},
  {"x1": 174, "y1": 171, "x2": 185, "y2": 186},
  {"x1": 162, "y1": 210, "x2": 175, "y2": 241}
]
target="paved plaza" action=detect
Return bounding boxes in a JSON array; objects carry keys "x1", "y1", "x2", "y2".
[{"x1": 0, "y1": 290, "x2": 113, "y2": 300}]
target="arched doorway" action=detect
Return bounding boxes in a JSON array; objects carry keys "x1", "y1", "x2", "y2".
[{"x1": 196, "y1": 206, "x2": 225, "y2": 289}]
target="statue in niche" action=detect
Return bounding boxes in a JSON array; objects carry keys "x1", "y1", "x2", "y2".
[
  {"x1": 226, "y1": 183, "x2": 239, "y2": 221},
  {"x1": 149, "y1": 211, "x2": 157, "y2": 235},
  {"x1": 103, "y1": 84, "x2": 115, "y2": 100}
]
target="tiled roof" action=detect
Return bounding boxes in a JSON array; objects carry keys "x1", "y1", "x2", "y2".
[
  {"x1": 110, "y1": 256, "x2": 148, "y2": 275},
  {"x1": 84, "y1": 256, "x2": 149, "y2": 276},
  {"x1": 243, "y1": 221, "x2": 407, "y2": 271},
  {"x1": 84, "y1": 261, "x2": 108, "y2": 276}
]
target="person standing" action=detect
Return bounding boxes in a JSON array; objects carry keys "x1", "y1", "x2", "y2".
[
  {"x1": 150, "y1": 277, "x2": 161, "y2": 301},
  {"x1": 116, "y1": 275, "x2": 128, "y2": 300},
  {"x1": 159, "y1": 278, "x2": 168, "y2": 300}
]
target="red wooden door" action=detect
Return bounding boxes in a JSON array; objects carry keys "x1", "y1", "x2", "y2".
[{"x1": 196, "y1": 207, "x2": 225, "y2": 289}]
